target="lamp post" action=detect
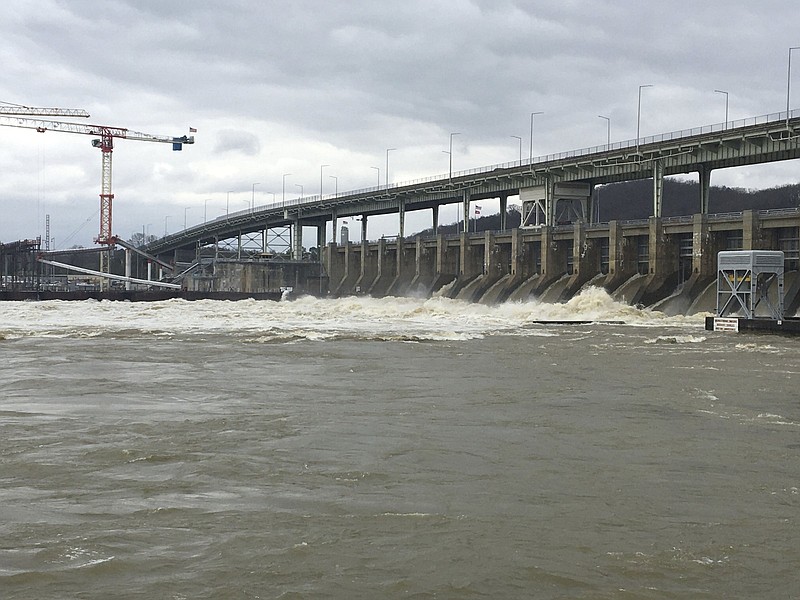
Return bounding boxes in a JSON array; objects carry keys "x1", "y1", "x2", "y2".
[
  {"x1": 226, "y1": 190, "x2": 233, "y2": 216},
  {"x1": 511, "y1": 135, "x2": 522, "y2": 164},
  {"x1": 282, "y1": 173, "x2": 291, "y2": 206},
  {"x1": 529, "y1": 112, "x2": 543, "y2": 162},
  {"x1": 714, "y1": 90, "x2": 729, "y2": 129},
  {"x1": 598, "y1": 115, "x2": 611, "y2": 147},
  {"x1": 204, "y1": 198, "x2": 210, "y2": 223},
  {"x1": 320, "y1": 164, "x2": 329, "y2": 198},
  {"x1": 447, "y1": 132, "x2": 460, "y2": 181},
  {"x1": 329, "y1": 175, "x2": 338, "y2": 197},
  {"x1": 371, "y1": 166, "x2": 380, "y2": 186},
  {"x1": 788, "y1": 47, "x2": 800, "y2": 128},
  {"x1": 636, "y1": 84, "x2": 653, "y2": 153},
  {"x1": 296, "y1": 183, "x2": 303, "y2": 199},
  {"x1": 164, "y1": 215, "x2": 170, "y2": 237},
  {"x1": 251, "y1": 182, "x2": 259, "y2": 212},
  {"x1": 184, "y1": 206, "x2": 191, "y2": 229},
  {"x1": 386, "y1": 148, "x2": 396, "y2": 187}
]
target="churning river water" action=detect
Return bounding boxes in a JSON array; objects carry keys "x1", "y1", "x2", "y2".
[{"x1": 0, "y1": 290, "x2": 798, "y2": 599}]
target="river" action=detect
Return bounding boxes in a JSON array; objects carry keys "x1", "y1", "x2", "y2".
[{"x1": 1, "y1": 289, "x2": 798, "y2": 599}]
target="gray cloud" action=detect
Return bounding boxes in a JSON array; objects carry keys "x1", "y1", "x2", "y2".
[{"x1": 1, "y1": 0, "x2": 799, "y2": 244}]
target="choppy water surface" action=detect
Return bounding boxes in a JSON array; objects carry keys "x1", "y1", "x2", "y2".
[{"x1": 1, "y1": 290, "x2": 798, "y2": 599}]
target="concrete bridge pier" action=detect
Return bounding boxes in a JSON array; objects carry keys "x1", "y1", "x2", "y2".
[
  {"x1": 292, "y1": 220, "x2": 303, "y2": 259},
  {"x1": 602, "y1": 220, "x2": 637, "y2": 292},
  {"x1": 699, "y1": 165, "x2": 711, "y2": 214},
  {"x1": 408, "y1": 236, "x2": 436, "y2": 295},
  {"x1": 354, "y1": 239, "x2": 377, "y2": 294},
  {"x1": 495, "y1": 228, "x2": 538, "y2": 303},
  {"x1": 532, "y1": 225, "x2": 567, "y2": 296},
  {"x1": 431, "y1": 234, "x2": 458, "y2": 293},
  {"x1": 653, "y1": 160, "x2": 664, "y2": 217},
  {"x1": 561, "y1": 221, "x2": 602, "y2": 300},
  {"x1": 499, "y1": 193, "x2": 509, "y2": 230},
  {"x1": 325, "y1": 242, "x2": 345, "y2": 294},
  {"x1": 639, "y1": 216, "x2": 681, "y2": 306},
  {"x1": 331, "y1": 242, "x2": 360, "y2": 296},
  {"x1": 387, "y1": 237, "x2": 417, "y2": 296},
  {"x1": 457, "y1": 231, "x2": 505, "y2": 302},
  {"x1": 368, "y1": 238, "x2": 395, "y2": 296}
]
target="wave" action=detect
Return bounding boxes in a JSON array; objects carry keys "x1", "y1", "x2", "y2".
[{"x1": 0, "y1": 288, "x2": 703, "y2": 342}]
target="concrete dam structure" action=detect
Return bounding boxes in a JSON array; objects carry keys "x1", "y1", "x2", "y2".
[{"x1": 323, "y1": 209, "x2": 800, "y2": 315}]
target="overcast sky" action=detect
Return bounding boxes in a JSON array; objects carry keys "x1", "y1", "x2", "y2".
[{"x1": 2, "y1": 0, "x2": 800, "y2": 247}]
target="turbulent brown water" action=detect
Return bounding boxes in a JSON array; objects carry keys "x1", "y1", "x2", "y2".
[{"x1": 1, "y1": 291, "x2": 798, "y2": 599}]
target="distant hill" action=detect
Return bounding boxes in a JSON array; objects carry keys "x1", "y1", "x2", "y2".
[{"x1": 418, "y1": 180, "x2": 800, "y2": 237}]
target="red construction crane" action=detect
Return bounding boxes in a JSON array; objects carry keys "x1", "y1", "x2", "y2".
[{"x1": 0, "y1": 115, "x2": 194, "y2": 278}]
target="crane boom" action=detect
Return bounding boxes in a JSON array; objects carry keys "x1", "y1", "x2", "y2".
[
  {"x1": 0, "y1": 116, "x2": 193, "y2": 145},
  {"x1": 0, "y1": 106, "x2": 90, "y2": 118}
]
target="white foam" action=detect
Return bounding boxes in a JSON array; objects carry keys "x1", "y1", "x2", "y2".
[{"x1": 0, "y1": 288, "x2": 704, "y2": 342}]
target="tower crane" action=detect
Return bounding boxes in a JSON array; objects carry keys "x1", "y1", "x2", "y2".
[{"x1": 0, "y1": 115, "x2": 194, "y2": 280}]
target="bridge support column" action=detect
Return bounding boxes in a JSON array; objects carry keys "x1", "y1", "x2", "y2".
[
  {"x1": 743, "y1": 210, "x2": 766, "y2": 250},
  {"x1": 432, "y1": 205, "x2": 439, "y2": 235},
  {"x1": 398, "y1": 200, "x2": 405, "y2": 239},
  {"x1": 411, "y1": 236, "x2": 435, "y2": 293},
  {"x1": 499, "y1": 193, "x2": 508, "y2": 230},
  {"x1": 331, "y1": 209, "x2": 337, "y2": 245},
  {"x1": 292, "y1": 220, "x2": 303, "y2": 260},
  {"x1": 317, "y1": 225, "x2": 326, "y2": 256},
  {"x1": 124, "y1": 248, "x2": 132, "y2": 291},
  {"x1": 691, "y1": 213, "x2": 717, "y2": 278},
  {"x1": 361, "y1": 216, "x2": 368, "y2": 243},
  {"x1": 538, "y1": 225, "x2": 561, "y2": 284},
  {"x1": 510, "y1": 228, "x2": 528, "y2": 277},
  {"x1": 699, "y1": 165, "x2": 712, "y2": 214},
  {"x1": 462, "y1": 190, "x2": 471, "y2": 233},
  {"x1": 432, "y1": 233, "x2": 458, "y2": 291},
  {"x1": 653, "y1": 160, "x2": 664, "y2": 218},
  {"x1": 604, "y1": 220, "x2": 635, "y2": 291}
]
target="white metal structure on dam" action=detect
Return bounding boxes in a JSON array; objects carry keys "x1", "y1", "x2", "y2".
[{"x1": 147, "y1": 110, "x2": 800, "y2": 261}]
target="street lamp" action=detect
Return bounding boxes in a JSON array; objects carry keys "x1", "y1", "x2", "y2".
[
  {"x1": 386, "y1": 148, "x2": 396, "y2": 187},
  {"x1": 164, "y1": 215, "x2": 170, "y2": 237},
  {"x1": 787, "y1": 47, "x2": 800, "y2": 128},
  {"x1": 251, "y1": 182, "x2": 259, "y2": 212},
  {"x1": 447, "y1": 132, "x2": 460, "y2": 181},
  {"x1": 636, "y1": 84, "x2": 653, "y2": 153},
  {"x1": 598, "y1": 115, "x2": 611, "y2": 147},
  {"x1": 226, "y1": 190, "x2": 233, "y2": 216},
  {"x1": 282, "y1": 173, "x2": 292, "y2": 206},
  {"x1": 296, "y1": 183, "x2": 304, "y2": 199},
  {"x1": 371, "y1": 166, "x2": 380, "y2": 186},
  {"x1": 184, "y1": 206, "x2": 191, "y2": 229},
  {"x1": 510, "y1": 135, "x2": 522, "y2": 164},
  {"x1": 529, "y1": 112, "x2": 543, "y2": 162},
  {"x1": 320, "y1": 164, "x2": 329, "y2": 198},
  {"x1": 329, "y1": 175, "x2": 338, "y2": 197},
  {"x1": 714, "y1": 90, "x2": 729, "y2": 129},
  {"x1": 204, "y1": 198, "x2": 210, "y2": 223}
]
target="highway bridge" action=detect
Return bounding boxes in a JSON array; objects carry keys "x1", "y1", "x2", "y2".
[{"x1": 146, "y1": 109, "x2": 800, "y2": 262}]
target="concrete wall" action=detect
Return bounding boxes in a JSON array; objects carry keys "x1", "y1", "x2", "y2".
[{"x1": 320, "y1": 210, "x2": 800, "y2": 312}]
